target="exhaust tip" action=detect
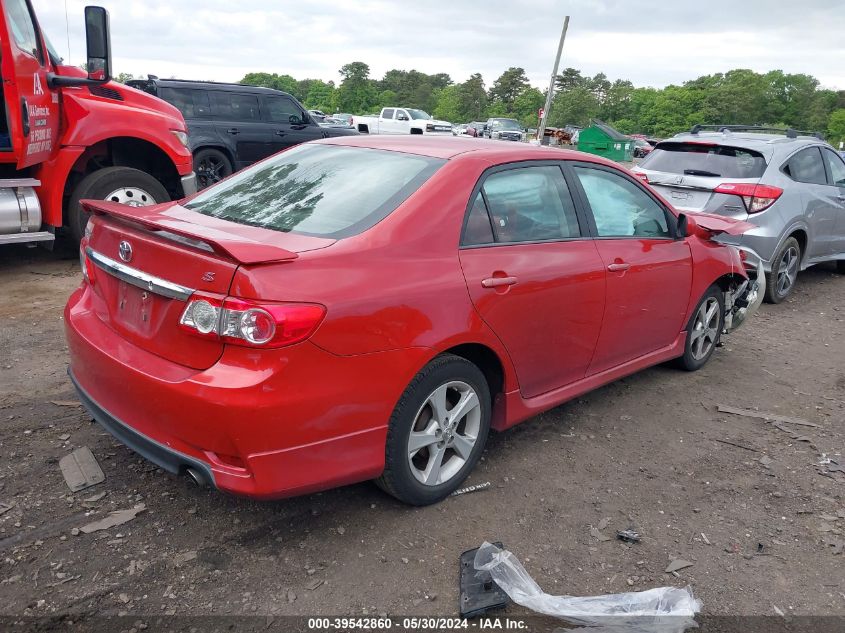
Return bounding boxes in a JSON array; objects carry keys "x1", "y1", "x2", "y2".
[{"x1": 185, "y1": 467, "x2": 208, "y2": 487}]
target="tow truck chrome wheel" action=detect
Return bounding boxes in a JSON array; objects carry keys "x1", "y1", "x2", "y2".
[
  {"x1": 407, "y1": 381, "x2": 481, "y2": 487},
  {"x1": 689, "y1": 297, "x2": 720, "y2": 361},
  {"x1": 103, "y1": 186, "x2": 158, "y2": 207}
]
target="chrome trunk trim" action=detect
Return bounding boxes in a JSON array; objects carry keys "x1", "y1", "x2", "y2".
[{"x1": 86, "y1": 247, "x2": 195, "y2": 301}]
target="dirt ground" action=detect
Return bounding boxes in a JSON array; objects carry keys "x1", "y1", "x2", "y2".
[{"x1": 1, "y1": 242, "x2": 844, "y2": 627}]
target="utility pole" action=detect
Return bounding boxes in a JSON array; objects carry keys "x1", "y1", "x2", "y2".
[{"x1": 537, "y1": 16, "x2": 569, "y2": 143}]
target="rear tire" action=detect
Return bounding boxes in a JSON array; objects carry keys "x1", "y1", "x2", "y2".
[
  {"x1": 836, "y1": 260, "x2": 845, "y2": 274},
  {"x1": 764, "y1": 236, "x2": 801, "y2": 303},
  {"x1": 675, "y1": 284, "x2": 724, "y2": 372},
  {"x1": 376, "y1": 354, "x2": 491, "y2": 506},
  {"x1": 68, "y1": 167, "x2": 169, "y2": 243}
]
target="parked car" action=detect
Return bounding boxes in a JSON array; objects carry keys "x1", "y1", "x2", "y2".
[
  {"x1": 353, "y1": 108, "x2": 452, "y2": 135},
  {"x1": 127, "y1": 78, "x2": 357, "y2": 189},
  {"x1": 485, "y1": 118, "x2": 524, "y2": 141},
  {"x1": 332, "y1": 113, "x2": 354, "y2": 126},
  {"x1": 68, "y1": 136, "x2": 761, "y2": 505},
  {"x1": 633, "y1": 138, "x2": 653, "y2": 158},
  {"x1": 633, "y1": 125, "x2": 845, "y2": 302},
  {"x1": 308, "y1": 109, "x2": 327, "y2": 122},
  {"x1": 452, "y1": 124, "x2": 469, "y2": 136},
  {"x1": 466, "y1": 122, "x2": 487, "y2": 138},
  {"x1": 320, "y1": 117, "x2": 354, "y2": 129}
]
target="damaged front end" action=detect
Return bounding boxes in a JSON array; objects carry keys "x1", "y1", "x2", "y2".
[{"x1": 723, "y1": 247, "x2": 765, "y2": 334}]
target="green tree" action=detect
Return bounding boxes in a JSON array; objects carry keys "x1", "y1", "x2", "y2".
[
  {"x1": 555, "y1": 68, "x2": 584, "y2": 91},
  {"x1": 303, "y1": 80, "x2": 336, "y2": 112},
  {"x1": 433, "y1": 85, "x2": 462, "y2": 122},
  {"x1": 489, "y1": 67, "x2": 530, "y2": 112},
  {"x1": 337, "y1": 62, "x2": 378, "y2": 114},
  {"x1": 828, "y1": 109, "x2": 845, "y2": 145},
  {"x1": 512, "y1": 87, "x2": 545, "y2": 127},
  {"x1": 240, "y1": 72, "x2": 297, "y2": 95}
]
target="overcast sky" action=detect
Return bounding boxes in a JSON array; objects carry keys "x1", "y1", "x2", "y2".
[{"x1": 34, "y1": 0, "x2": 845, "y2": 91}]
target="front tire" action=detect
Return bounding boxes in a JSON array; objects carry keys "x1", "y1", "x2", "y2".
[
  {"x1": 835, "y1": 260, "x2": 845, "y2": 274},
  {"x1": 675, "y1": 285, "x2": 724, "y2": 371},
  {"x1": 193, "y1": 148, "x2": 233, "y2": 190},
  {"x1": 68, "y1": 167, "x2": 169, "y2": 243},
  {"x1": 377, "y1": 354, "x2": 491, "y2": 506},
  {"x1": 764, "y1": 236, "x2": 801, "y2": 303}
]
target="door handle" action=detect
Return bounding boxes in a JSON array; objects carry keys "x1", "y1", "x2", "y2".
[
  {"x1": 481, "y1": 276, "x2": 518, "y2": 288},
  {"x1": 227, "y1": 128, "x2": 240, "y2": 135},
  {"x1": 607, "y1": 262, "x2": 631, "y2": 272},
  {"x1": 275, "y1": 131, "x2": 286, "y2": 137}
]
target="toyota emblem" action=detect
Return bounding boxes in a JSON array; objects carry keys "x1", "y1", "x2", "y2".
[{"x1": 118, "y1": 240, "x2": 133, "y2": 263}]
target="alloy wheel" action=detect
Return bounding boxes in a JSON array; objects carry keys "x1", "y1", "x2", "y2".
[
  {"x1": 689, "y1": 297, "x2": 720, "y2": 361},
  {"x1": 407, "y1": 381, "x2": 481, "y2": 487},
  {"x1": 776, "y1": 246, "x2": 799, "y2": 297},
  {"x1": 196, "y1": 156, "x2": 229, "y2": 189}
]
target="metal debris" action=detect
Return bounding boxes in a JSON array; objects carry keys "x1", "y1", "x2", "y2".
[
  {"x1": 79, "y1": 504, "x2": 146, "y2": 534},
  {"x1": 451, "y1": 481, "x2": 492, "y2": 497},
  {"x1": 616, "y1": 529, "x2": 641, "y2": 544},
  {"x1": 50, "y1": 400, "x2": 82, "y2": 407},
  {"x1": 305, "y1": 578, "x2": 324, "y2": 591},
  {"x1": 701, "y1": 533, "x2": 711, "y2": 545}
]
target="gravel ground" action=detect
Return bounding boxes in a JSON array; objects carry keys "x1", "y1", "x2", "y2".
[{"x1": 0, "y1": 243, "x2": 843, "y2": 627}]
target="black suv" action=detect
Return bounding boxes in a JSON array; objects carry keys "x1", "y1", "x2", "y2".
[{"x1": 127, "y1": 78, "x2": 358, "y2": 189}]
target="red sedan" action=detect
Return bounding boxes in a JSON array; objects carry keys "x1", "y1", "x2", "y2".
[{"x1": 66, "y1": 136, "x2": 763, "y2": 505}]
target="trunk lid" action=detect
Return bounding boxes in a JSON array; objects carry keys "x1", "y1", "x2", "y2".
[
  {"x1": 634, "y1": 141, "x2": 769, "y2": 220},
  {"x1": 82, "y1": 200, "x2": 334, "y2": 370}
]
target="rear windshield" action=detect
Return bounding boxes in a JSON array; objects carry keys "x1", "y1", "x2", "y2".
[
  {"x1": 185, "y1": 144, "x2": 445, "y2": 238},
  {"x1": 640, "y1": 142, "x2": 767, "y2": 179}
]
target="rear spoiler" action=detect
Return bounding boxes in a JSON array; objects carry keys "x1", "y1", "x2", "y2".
[{"x1": 81, "y1": 200, "x2": 299, "y2": 265}]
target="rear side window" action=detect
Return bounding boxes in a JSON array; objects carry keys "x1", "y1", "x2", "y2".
[
  {"x1": 211, "y1": 92, "x2": 261, "y2": 121},
  {"x1": 641, "y1": 142, "x2": 767, "y2": 179},
  {"x1": 479, "y1": 166, "x2": 581, "y2": 243},
  {"x1": 783, "y1": 147, "x2": 827, "y2": 185},
  {"x1": 822, "y1": 148, "x2": 845, "y2": 187},
  {"x1": 462, "y1": 193, "x2": 495, "y2": 245},
  {"x1": 185, "y1": 144, "x2": 444, "y2": 238},
  {"x1": 574, "y1": 166, "x2": 671, "y2": 238},
  {"x1": 159, "y1": 88, "x2": 211, "y2": 119},
  {"x1": 382, "y1": 109, "x2": 395, "y2": 119}
]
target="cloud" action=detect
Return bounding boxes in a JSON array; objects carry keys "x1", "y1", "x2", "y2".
[{"x1": 33, "y1": 0, "x2": 845, "y2": 89}]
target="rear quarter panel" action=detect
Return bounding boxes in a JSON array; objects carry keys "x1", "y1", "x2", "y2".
[{"x1": 228, "y1": 156, "x2": 520, "y2": 391}]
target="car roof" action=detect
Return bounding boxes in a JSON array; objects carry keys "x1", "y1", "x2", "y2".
[
  {"x1": 316, "y1": 135, "x2": 618, "y2": 165},
  {"x1": 667, "y1": 131, "x2": 826, "y2": 153},
  {"x1": 148, "y1": 78, "x2": 293, "y2": 97}
]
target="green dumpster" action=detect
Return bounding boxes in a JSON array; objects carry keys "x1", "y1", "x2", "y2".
[{"x1": 576, "y1": 120, "x2": 633, "y2": 162}]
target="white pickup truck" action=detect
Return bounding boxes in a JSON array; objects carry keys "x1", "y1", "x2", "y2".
[{"x1": 353, "y1": 108, "x2": 453, "y2": 135}]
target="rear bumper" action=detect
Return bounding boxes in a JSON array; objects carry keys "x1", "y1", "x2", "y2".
[
  {"x1": 64, "y1": 285, "x2": 429, "y2": 499},
  {"x1": 70, "y1": 369, "x2": 216, "y2": 486}
]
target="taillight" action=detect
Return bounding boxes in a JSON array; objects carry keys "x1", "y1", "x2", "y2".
[
  {"x1": 634, "y1": 172, "x2": 649, "y2": 184},
  {"x1": 179, "y1": 296, "x2": 325, "y2": 348},
  {"x1": 79, "y1": 223, "x2": 96, "y2": 284},
  {"x1": 714, "y1": 183, "x2": 783, "y2": 214}
]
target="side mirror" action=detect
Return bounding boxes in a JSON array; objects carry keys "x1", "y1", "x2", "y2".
[
  {"x1": 85, "y1": 7, "x2": 112, "y2": 82},
  {"x1": 677, "y1": 213, "x2": 697, "y2": 238}
]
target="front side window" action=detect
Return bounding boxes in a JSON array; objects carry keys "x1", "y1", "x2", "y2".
[
  {"x1": 211, "y1": 92, "x2": 261, "y2": 121},
  {"x1": 263, "y1": 96, "x2": 304, "y2": 124},
  {"x1": 6, "y1": 0, "x2": 41, "y2": 61},
  {"x1": 186, "y1": 144, "x2": 444, "y2": 238},
  {"x1": 822, "y1": 148, "x2": 845, "y2": 187},
  {"x1": 407, "y1": 109, "x2": 431, "y2": 120},
  {"x1": 574, "y1": 166, "x2": 671, "y2": 238},
  {"x1": 784, "y1": 147, "x2": 827, "y2": 185},
  {"x1": 479, "y1": 166, "x2": 580, "y2": 244}
]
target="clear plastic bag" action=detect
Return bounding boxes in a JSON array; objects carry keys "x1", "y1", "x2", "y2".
[{"x1": 474, "y1": 541, "x2": 701, "y2": 632}]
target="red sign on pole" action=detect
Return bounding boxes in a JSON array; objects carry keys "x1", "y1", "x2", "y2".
[{"x1": 538, "y1": 108, "x2": 545, "y2": 119}]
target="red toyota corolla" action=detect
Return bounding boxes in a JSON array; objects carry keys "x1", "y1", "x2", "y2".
[{"x1": 65, "y1": 136, "x2": 763, "y2": 505}]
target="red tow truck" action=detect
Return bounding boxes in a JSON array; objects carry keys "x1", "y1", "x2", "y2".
[{"x1": 0, "y1": 2, "x2": 195, "y2": 246}]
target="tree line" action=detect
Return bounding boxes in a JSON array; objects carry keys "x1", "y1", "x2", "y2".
[{"x1": 117, "y1": 63, "x2": 845, "y2": 143}]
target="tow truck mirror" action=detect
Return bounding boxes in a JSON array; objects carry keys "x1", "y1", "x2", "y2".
[{"x1": 85, "y1": 7, "x2": 112, "y2": 83}]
